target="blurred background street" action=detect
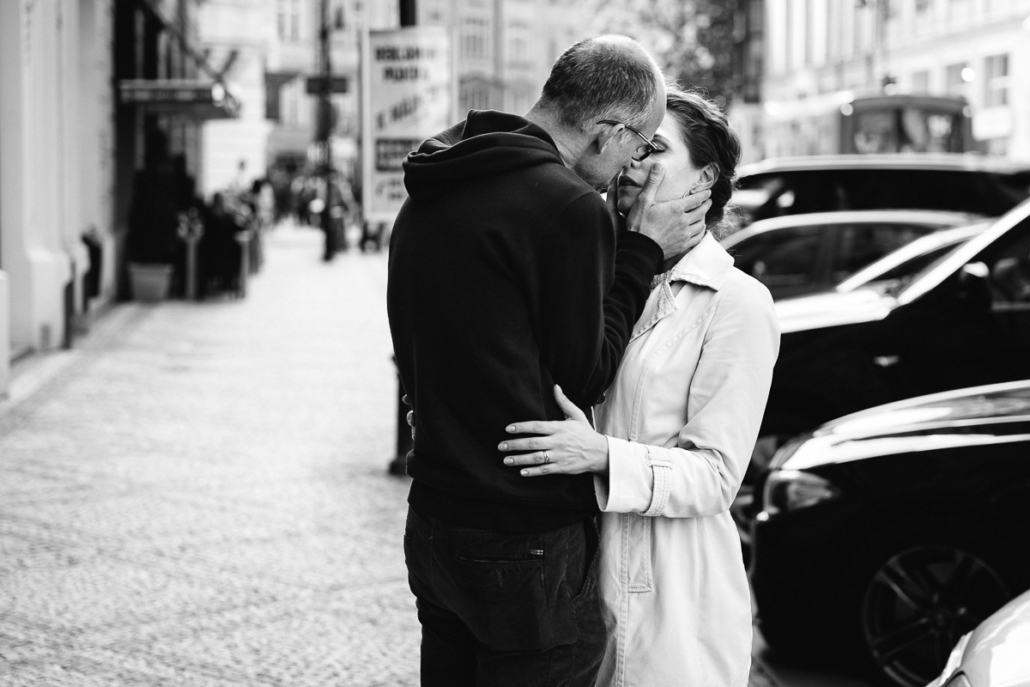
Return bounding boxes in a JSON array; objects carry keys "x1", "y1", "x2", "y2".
[{"x1": 4, "y1": 0, "x2": 1030, "y2": 685}]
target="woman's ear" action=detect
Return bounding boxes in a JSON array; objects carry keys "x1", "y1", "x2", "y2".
[{"x1": 690, "y1": 164, "x2": 719, "y2": 193}]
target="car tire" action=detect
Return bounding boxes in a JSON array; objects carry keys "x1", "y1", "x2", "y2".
[{"x1": 839, "y1": 521, "x2": 1021, "y2": 687}]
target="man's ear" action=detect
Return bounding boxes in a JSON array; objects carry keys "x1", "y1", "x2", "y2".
[
  {"x1": 690, "y1": 163, "x2": 719, "y2": 193},
  {"x1": 595, "y1": 123, "x2": 621, "y2": 154}
]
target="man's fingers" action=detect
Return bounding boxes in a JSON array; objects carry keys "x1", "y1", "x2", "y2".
[
  {"x1": 406, "y1": 410, "x2": 414, "y2": 427},
  {"x1": 635, "y1": 163, "x2": 665, "y2": 206},
  {"x1": 658, "y1": 189, "x2": 711, "y2": 215},
  {"x1": 688, "y1": 200, "x2": 713, "y2": 224},
  {"x1": 401, "y1": 394, "x2": 410, "y2": 406}
]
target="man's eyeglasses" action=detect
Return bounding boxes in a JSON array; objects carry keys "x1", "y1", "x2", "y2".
[{"x1": 597, "y1": 119, "x2": 661, "y2": 162}]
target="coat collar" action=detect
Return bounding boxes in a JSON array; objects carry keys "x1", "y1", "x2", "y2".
[
  {"x1": 631, "y1": 233, "x2": 733, "y2": 342},
  {"x1": 663, "y1": 232, "x2": 734, "y2": 291}
]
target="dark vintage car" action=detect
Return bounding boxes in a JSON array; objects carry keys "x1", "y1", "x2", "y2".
[
  {"x1": 732, "y1": 154, "x2": 1030, "y2": 226},
  {"x1": 720, "y1": 210, "x2": 981, "y2": 300},
  {"x1": 749, "y1": 381, "x2": 1030, "y2": 687},
  {"x1": 758, "y1": 196, "x2": 1030, "y2": 454}
]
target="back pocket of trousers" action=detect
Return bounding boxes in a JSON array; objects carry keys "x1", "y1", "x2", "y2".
[{"x1": 440, "y1": 547, "x2": 574, "y2": 652}]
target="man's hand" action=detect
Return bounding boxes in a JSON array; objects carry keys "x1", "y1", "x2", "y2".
[
  {"x1": 402, "y1": 394, "x2": 415, "y2": 441},
  {"x1": 626, "y1": 164, "x2": 712, "y2": 259},
  {"x1": 605, "y1": 176, "x2": 626, "y2": 233}
]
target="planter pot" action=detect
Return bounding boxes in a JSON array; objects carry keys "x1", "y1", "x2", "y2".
[{"x1": 128, "y1": 262, "x2": 173, "y2": 303}]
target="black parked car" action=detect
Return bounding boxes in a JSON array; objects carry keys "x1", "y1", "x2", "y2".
[
  {"x1": 733, "y1": 154, "x2": 1030, "y2": 226},
  {"x1": 759, "y1": 196, "x2": 1030, "y2": 452},
  {"x1": 749, "y1": 381, "x2": 1030, "y2": 687}
]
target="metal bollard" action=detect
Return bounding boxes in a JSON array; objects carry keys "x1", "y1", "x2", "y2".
[{"x1": 389, "y1": 356, "x2": 412, "y2": 476}]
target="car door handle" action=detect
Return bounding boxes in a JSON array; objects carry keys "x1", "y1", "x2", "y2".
[{"x1": 873, "y1": 355, "x2": 900, "y2": 368}]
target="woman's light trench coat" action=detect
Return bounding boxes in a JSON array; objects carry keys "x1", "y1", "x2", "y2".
[{"x1": 592, "y1": 233, "x2": 781, "y2": 687}]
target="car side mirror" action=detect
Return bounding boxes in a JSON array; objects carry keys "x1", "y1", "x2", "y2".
[{"x1": 957, "y1": 262, "x2": 992, "y2": 310}]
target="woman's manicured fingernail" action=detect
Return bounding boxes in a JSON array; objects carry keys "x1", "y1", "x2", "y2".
[
  {"x1": 507, "y1": 425, "x2": 516, "y2": 432},
  {"x1": 504, "y1": 458, "x2": 513, "y2": 465},
  {"x1": 499, "y1": 443, "x2": 508, "y2": 450},
  {"x1": 521, "y1": 470, "x2": 529, "y2": 476},
  {"x1": 653, "y1": 163, "x2": 663, "y2": 173}
]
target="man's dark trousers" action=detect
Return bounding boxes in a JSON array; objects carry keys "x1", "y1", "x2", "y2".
[{"x1": 404, "y1": 507, "x2": 606, "y2": 686}]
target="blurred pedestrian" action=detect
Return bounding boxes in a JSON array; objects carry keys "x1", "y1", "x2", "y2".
[
  {"x1": 388, "y1": 36, "x2": 710, "y2": 687},
  {"x1": 499, "y1": 89, "x2": 781, "y2": 687},
  {"x1": 198, "y1": 192, "x2": 244, "y2": 297}
]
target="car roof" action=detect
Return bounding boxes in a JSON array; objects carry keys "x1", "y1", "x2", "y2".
[
  {"x1": 738, "y1": 154, "x2": 1030, "y2": 176},
  {"x1": 721, "y1": 210, "x2": 982, "y2": 249}
]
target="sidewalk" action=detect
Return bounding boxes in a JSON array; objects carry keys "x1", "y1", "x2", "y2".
[
  {"x1": 1, "y1": 225, "x2": 784, "y2": 687},
  {"x1": 1, "y1": 226, "x2": 417, "y2": 686}
]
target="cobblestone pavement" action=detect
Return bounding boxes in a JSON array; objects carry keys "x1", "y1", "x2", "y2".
[{"x1": 0, "y1": 225, "x2": 788, "y2": 687}]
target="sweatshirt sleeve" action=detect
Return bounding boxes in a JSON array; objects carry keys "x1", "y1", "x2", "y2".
[
  {"x1": 594, "y1": 280, "x2": 781, "y2": 518},
  {"x1": 535, "y1": 193, "x2": 663, "y2": 412}
]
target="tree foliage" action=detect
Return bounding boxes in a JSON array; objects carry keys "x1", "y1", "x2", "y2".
[{"x1": 583, "y1": 0, "x2": 738, "y2": 108}]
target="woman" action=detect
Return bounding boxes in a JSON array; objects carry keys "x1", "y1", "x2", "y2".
[{"x1": 499, "y1": 88, "x2": 781, "y2": 687}]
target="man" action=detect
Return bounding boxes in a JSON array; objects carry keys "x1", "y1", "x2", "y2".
[{"x1": 387, "y1": 36, "x2": 711, "y2": 686}]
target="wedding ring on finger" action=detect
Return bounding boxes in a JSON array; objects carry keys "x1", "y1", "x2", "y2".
[{"x1": 541, "y1": 451, "x2": 550, "y2": 464}]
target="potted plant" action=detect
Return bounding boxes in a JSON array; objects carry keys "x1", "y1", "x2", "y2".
[{"x1": 125, "y1": 166, "x2": 180, "y2": 303}]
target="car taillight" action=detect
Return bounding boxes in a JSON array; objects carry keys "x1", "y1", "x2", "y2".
[{"x1": 762, "y1": 469, "x2": 839, "y2": 516}]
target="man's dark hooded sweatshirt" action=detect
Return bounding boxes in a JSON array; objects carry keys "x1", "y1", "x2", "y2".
[{"x1": 387, "y1": 110, "x2": 664, "y2": 533}]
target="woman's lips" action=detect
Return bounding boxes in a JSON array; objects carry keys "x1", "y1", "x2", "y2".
[{"x1": 618, "y1": 176, "x2": 642, "y2": 188}]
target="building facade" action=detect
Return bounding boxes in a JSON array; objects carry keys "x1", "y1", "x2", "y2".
[
  {"x1": 758, "y1": 0, "x2": 1030, "y2": 160},
  {"x1": 264, "y1": 0, "x2": 399, "y2": 178},
  {"x1": 0, "y1": 0, "x2": 238, "y2": 395},
  {"x1": 417, "y1": 0, "x2": 583, "y2": 117}
]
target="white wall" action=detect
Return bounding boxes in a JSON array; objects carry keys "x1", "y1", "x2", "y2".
[{"x1": 0, "y1": 0, "x2": 75, "y2": 368}]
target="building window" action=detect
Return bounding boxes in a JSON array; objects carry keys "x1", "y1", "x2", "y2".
[
  {"x1": 911, "y1": 70, "x2": 930, "y2": 93},
  {"x1": 278, "y1": 0, "x2": 287, "y2": 39},
  {"x1": 945, "y1": 62, "x2": 969, "y2": 98},
  {"x1": 984, "y1": 54, "x2": 1009, "y2": 108},
  {"x1": 461, "y1": 85, "x2": 489, "y2": 113},
  {"x1": 915, "y1": 0, "x2": 930, "y2": 12},
  {"x1": 460, "y1": 17, "x2": 488, "y2": 60}
]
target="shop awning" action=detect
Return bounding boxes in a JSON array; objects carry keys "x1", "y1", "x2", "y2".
[
  {"x1": 120, "y1": 0, "x2": 240, "y2": 119},
  {"x1": 118, "y1": 79, "x2": 240, "y2": 119}
]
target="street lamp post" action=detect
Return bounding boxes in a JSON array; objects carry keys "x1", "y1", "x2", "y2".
[{"x1": 319, "y1": 0, "x2": 338, "y2": 261}]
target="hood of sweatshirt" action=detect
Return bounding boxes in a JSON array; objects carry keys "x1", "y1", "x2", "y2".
[{"x1": 402, "y1": 110, "x2": 565, "y2": 199}]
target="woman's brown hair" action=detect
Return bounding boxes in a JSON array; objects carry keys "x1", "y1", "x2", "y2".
[{"x1": 664, "y1": 88, "x2": 742, "y2": 239}]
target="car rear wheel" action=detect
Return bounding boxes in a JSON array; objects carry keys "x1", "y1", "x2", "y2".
[{"x1": 845, "y1": 530, "x2": 1017, "y2": 687}]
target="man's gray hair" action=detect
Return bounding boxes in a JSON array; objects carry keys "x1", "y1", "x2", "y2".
[{"x1": 539, "y1": 36, "x2": 661, "y2": 131}]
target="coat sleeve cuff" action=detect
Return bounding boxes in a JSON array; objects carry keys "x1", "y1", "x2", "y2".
[{"x1": 595, "y1": 436, "x2": 655, "y2": 513}]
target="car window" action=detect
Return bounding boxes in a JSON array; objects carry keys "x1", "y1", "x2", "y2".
[
  {"x1": 830, "y1": 223, "x2": 937, "y2": 282},
  {"x1": 873, "y1": 243, "x2": 963, "y2": 283},
  {"x1": 733, "y1": 227, "x2": 823, "y2": 288},
  {"x1": 985, "y1": 227, "x2": 1030, "y2": 305}
]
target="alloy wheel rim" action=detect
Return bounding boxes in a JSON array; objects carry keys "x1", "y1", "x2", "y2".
[{"x1": 861, "y1": 545, "x2": 1010, "y2": 687}]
